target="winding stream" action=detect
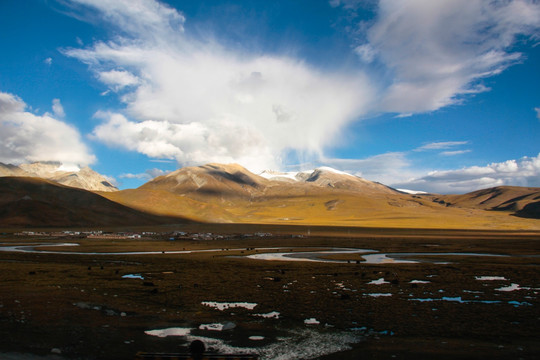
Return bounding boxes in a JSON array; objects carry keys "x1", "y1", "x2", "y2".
[{"x1": 0, "y1": 242, "x2": 529, "y2": 264}]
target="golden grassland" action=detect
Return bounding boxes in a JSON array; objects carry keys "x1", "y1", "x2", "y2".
[{"x1": 101, "y1": 189, "x2": 540, "y2": 231}]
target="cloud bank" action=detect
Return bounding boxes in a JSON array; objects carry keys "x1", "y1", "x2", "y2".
[
  {"x1": 390, "y1": 154, "x2": 540, "y2": 194},
  {"x1": 0, "y1": 92, "x2": 95, "y2": 166}
]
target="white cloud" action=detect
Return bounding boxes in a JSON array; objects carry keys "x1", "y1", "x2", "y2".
[
  {"x1": 354, "y1": 44, "x2": 377, "y2": 63},
  {"x1": 44, "y1": 57, "x2": 53, "y2": 65},
  {"x1": 64, "y1": 0, "x2": 374, "y2": 173},
  {"x1": 97, "y1": 70, "x2": 140, "y2": 91},
  {"x1": 321, "y1": 152, "x2": 416, "y2": 185},
  {"x1": 0, "y1": 91, "x2": 95, "y2": 166},
  {"x1": 535, "y1": 107, "x2": 540, "y2": 120},
  {"x1": 58, "y1": 0, "x2": 540, "y2": 179},
  {"x1": 52, "y1": 98, "x2": 65, "y2": 118},
  {"x1": 119, "y1": 168, "x2": 168, "y2": 181},
  {"x1": 391, "y1": 154, "x2": 540, "y2": 194},
  {"x1": 415, "y1": 141, "x2": 469, "y2": 151},
  {"x1": 361, "y1": 0, "x2": 540, "y2": 113},
  {"x1": 440, "y1": 150, "x2": 471, "y2": 156},
  {"x1": 64, "y1": 0, "x2": 186, "y2": 41}
]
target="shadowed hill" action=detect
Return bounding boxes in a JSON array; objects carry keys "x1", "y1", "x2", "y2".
[
  {"x1": 433, "y1": 186, "x2": 540, "y2": 219},
  {"x1": 140, "y1": 163, "x2": 268, "y2": 200},
  {"x1": 0, "y1": 177, "x2": 189, "y2": 227}
]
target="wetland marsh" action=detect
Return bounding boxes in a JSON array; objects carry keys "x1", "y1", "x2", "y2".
[{"x1": 0, "y1": 225, "x2": 539, "y2": 359}]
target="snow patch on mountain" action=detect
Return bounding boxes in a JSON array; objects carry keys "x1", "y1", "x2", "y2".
[{"x1": 259, "y1": 167, "x2": 355, "y2": 182}]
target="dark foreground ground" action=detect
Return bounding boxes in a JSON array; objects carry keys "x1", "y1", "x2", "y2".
[{"x1": 0, "y1": 225, "x2": 539, "y2": 359}]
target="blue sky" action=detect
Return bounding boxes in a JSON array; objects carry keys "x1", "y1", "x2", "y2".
[{"x1": 0, "y1": 0, "x2": 539, "y2": 193}]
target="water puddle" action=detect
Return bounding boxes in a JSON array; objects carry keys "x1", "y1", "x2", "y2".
[
  {"x1": 367, "y1": 293, "x2": 392, "y2": 297},
  {"x1": 121, "y1": 274, "x2": 144, "y2": 280}
]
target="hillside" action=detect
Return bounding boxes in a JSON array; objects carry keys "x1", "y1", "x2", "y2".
[
  {"x1": 99, "y1": 164, "x2": 540, "y2": 230},
  {"x1": 1, "y1": 163, "x2": 538, "y2": 229},
  {"x1": 432, "y1": 186, "x2": 540, "y2": 219},
  {"x1": 0, "y1": 177, "x2": 187, "y2": 228},
  {"x1": 0, "y1": 162, "x2": 118, "y2": 192}
]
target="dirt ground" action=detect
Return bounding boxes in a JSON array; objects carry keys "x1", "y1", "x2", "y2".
[{"x1": 0, "y1": 225, "x2": 539, "y2": 359}]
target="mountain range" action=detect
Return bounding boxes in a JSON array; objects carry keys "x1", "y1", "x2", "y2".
[
  {"x1": 0, "y1": 162, "x2": 538, "y2": 229},
  {"x1": 0, "y1": 162, "x2": 117, "y2": 192}
]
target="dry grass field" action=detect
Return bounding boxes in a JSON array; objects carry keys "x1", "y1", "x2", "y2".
[{"x1": 0, "y1": 225, "x2": 539, "y2": 359}]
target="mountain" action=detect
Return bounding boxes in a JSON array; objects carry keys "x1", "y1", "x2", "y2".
[
  {"x1": 141, "y1": 164, "x2": 397, "y2": 199},
  {"x1": 432, "y1": 186, "x2": 540, "y2": 219},
  {"x1": 99, "y1": 163, "x2": 540, "y2": 230},
  {"x1": 0, "y1": 177, "x2": 187, "y2": 228},
  {"x1": 259, "y1": 167, "x2": 395, "y2": 194},
  {"x1": 0, "y1": 162, "x2": 118, "y2": 192},
  {"x1": 140, "y1": 163, "x2": 267, "y2": 199},
  {"x1": 1, "y1": 163, "x2": 538, "y2": 229}
]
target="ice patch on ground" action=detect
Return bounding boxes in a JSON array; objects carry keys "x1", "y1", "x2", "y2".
[
  {"x1": 186, "y1": 328, "x2": 362, "y2": 360},
  {"x1": 367, "y1": 293, "x2": 392, "y2": 297},
  {"x1": 199, "y1": 322, "x2": 236, "y2": 331},
  {"x1": 144, "y1": 327, "x2": 192, "y2": 337},
  {"x1": 496, "y1": 283, "x2": 521, "y2": 292},
  {"x1": 249, "y1": 336, "x2": 265, "y2": 341},
  {"x1": 410, "y1": 280, "x2": 430, "y2": 284},
  {"x1": 368, "y1": 278, "x2": 389, "y2": 285},
  {"x1": 475, "y1": 276, "x2": 507, "y2": 281},
  {"x1": 304, "y1": 318, "x2": 320, "y2": 325},
  {"x1": 253, "y1": 311, "x2": 280, "y2": 319},
  {"x1": 201, "y1": 301, "x2": 257, "y2": 311}
]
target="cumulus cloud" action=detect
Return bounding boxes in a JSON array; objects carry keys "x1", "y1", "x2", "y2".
[
  {"x1": 97, "y1": 70, "x2": 140, "y2": 91},
  {"x1": 63, "y1": 0, "x2": 374, "y2": 172},
  {"x1": 535, "y1": 107, "x2": 540, "y2": 120},
  {"x1": 44, "y1": 57, "x2": 53, "y2": 65},
  {"x1": 52, "y1": 98, "x2": 65, "y2": 118},
  {"x1": 0, "y1": 91, "x2": 95, "y2": 166},
  {"x1": 359, "y1": 0, "x2": 540, "y2": 113},
  {"x1": 391, "y1": 154, "x2": 540, "y2": 194}
]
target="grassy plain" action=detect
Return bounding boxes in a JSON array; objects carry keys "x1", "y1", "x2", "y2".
[{"x1": 0, "y1": 225, "x2": 539, "y2": 359}]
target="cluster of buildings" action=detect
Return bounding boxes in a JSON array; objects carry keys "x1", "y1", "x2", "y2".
[{"x1": 12, "y1": 230, "x2": 277, "y2": 241}]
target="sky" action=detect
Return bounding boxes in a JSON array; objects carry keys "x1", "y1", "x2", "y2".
[{"x1": 0, "y1": 0, "x2": 539, "y2": 193}]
